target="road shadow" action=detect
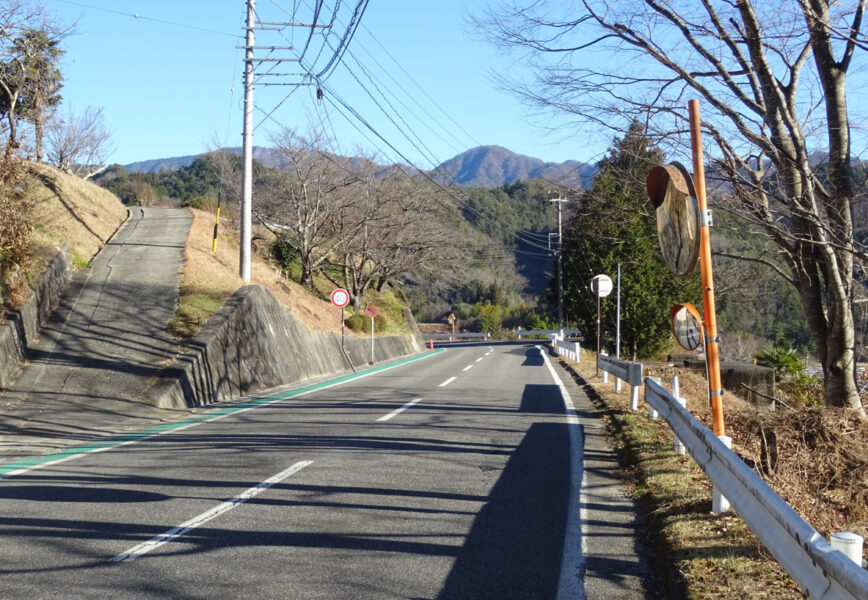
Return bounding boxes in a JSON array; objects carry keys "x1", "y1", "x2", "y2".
[{"x1": 436, "y1": 422, "x2": 570, "y2": 600}]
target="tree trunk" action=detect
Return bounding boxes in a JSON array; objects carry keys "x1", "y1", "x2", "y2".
[
  {"x1": 300, "y1": 262, "x2": 313, "y2": 289},
  {"x1": 34, "y1": 93, "x2": 43, "y2": 162}
]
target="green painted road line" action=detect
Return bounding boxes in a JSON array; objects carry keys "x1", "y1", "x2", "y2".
[{"x1": 0, "y1": 348, "x2": 446, "y2": 478}]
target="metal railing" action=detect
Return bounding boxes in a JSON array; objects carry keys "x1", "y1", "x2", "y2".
[
  {"x1": 597, "y1": 353, "x2": 642, "y2": 408},
  {"x1": 554, "y1": 340, "x2": 580, "y2": 362},
  {"x1": 638, "y1": 376, "x2": 868, "y2": 600},
  {"x1": 421, "y1": 333, "x2": 491, "y2": 339},
  {"x1": 517, "y1": 328, "x2": 581, "y2": 338}
]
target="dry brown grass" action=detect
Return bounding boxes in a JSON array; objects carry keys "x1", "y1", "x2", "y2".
[
  {"x1": 177, "y1": 208, "x2": 360, "y2": 337},
  {"x1": 25, "y1": 162, "x2": 128, "y2": 267},
  {"x1": 2, "y1": 161, "x2": 128, "y2": 310}
]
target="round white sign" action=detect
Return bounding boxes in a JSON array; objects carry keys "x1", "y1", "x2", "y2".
[
  {"x1": 331, "y1": 288, "x2": 350, "y2": 308},
  {"x1": 591, "y1": 274, "x2": 613, "y2": 298}
]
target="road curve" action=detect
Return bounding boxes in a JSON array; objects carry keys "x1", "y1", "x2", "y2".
[{"x1": 0, "y1": 342, "x2": 657, "y2": 599}]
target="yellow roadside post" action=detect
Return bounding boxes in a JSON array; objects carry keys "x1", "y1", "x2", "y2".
[{"x1": 211, "y1": 194, "x2": 222, "y2": 253}]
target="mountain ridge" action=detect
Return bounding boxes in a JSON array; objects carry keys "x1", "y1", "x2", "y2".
[{"x1": 123, "y1": 145, "x2": 595, "y2": 190}]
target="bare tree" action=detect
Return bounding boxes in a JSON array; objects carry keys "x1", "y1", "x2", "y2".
[
  {"x1": 45, "y1": 105, "x2": 112, "y2": 178},
  {"x1": 325, "y1": 174, "x2": 462, "y2": 311},
  {"x1": 478, "y1": 0, "x2": 866, "y2": 415},
  {"x1": 255, "y1": 127, "x2": 366, "y2": 288}
]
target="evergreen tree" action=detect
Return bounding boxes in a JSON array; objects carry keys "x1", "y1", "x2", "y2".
[
  {"x1": 563, "y1": 122, "x2": 700, "y2": 359},
  {"x1": 20, "y1": 28, "x2": 63, "y2": 162}
]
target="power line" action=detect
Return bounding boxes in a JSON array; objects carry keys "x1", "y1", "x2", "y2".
[{"x1": 53, "y1": 0, "x2": 242, "y2": 38}]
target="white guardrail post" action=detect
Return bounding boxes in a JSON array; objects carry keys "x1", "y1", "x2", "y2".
[
  {"x1": 644, "y1": 377, "x2": 868, "y2": 600},
  {"x1": 552, "y1": 339, "x2": 580, "y2": 362}
]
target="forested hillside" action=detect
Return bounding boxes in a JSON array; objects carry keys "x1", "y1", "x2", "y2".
[{"x1": 95, "y1": 148, "x2": 566, "y2": 329}]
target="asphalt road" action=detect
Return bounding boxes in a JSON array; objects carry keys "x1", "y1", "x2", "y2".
[{"x1": 0, "y1": 342, "x2": 655, "y2": 599}]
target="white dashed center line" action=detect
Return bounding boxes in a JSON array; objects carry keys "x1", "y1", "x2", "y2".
[
  {"x1": 377, "y1": 398, "x2": 422, "y2": 422},
  {"x1": 110, "y1": 461, "x2": 313, "y2": 563},
  {"x1": 439, "y1": 377, "x2": 457, "y2": 387},
  {"x1": 462, "y1": 365, "x2": 474, "y2": 372}
]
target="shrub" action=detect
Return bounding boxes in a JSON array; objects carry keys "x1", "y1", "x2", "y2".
[
  {"x1": 345, "y1": 312, "x2": 387, "y2": 333},
  {"x1": 755, "y1": 345, "x2": 803, "y2": 379},
  {"x1": 0, "y1": 157, "x2": 32, "y2": 303},
  {"x1": 271, "y1": 234, "x2": 298, "y2": 275},
  {"x1": 479, "y1": 302, "x2": 503, "y2": 336}
]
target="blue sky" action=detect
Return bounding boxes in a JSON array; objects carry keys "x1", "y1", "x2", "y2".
[{"x1": 46, "y1": 0, "x2": 611, "y2": 168}]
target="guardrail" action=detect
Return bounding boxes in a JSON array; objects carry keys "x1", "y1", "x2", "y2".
[
  {"x1": 555, "y1": 340, "x2": 580, "y2": 362},
  {"x1": 598, "y1": 353, "x2": 642, "y2": 408},
  {"x1": 421, "y1": 333, "x2": 491, "y2": 339},
  {"x1": 517, "y1": 329, "x2": 581, "y2": 338},
  {"x1": 641, "y1": 377, "x2": 868, "y2": 600}
]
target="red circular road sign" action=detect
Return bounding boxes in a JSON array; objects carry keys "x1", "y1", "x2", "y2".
[{"x1": 331, "y1": 288, "x2": 350, "y2": 308}]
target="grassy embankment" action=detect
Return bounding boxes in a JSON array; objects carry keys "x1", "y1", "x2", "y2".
[
  {"x1": 169, "y1": 208, "x2": 412, "y2": 340},
  {"x1": 1, "y1": 162, "x2": 127, "y2": 310},
  {"x1": 559, "y1": 348, "x2": 866, "y2": 599}
]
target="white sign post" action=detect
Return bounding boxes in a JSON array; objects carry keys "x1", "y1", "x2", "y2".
[
  {"x1": 331, "y1": 288, "x2": 350, "y2": 350},
  {"x1": 591, "y1": 274, "x2": 613, "y2": 377}
]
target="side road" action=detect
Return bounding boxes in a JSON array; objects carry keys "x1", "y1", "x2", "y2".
[{"x1": 0, "y1": 207, "x2": 193, "y2": 462}]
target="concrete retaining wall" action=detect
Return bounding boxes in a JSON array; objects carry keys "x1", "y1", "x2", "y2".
[
  {"x1": 679, "y1": 358, "x2": 775, "y2": 409},
  {"x1": 146, "y1": 285, "x2": 424, "y2": 409},
  {"x1": 0, "y1": 246, "x2": 73, "y2": 388}
]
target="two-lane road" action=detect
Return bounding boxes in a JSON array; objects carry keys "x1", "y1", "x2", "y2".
[{"x1": 0, "y1": 343, "x2": 653, "y2": 599}]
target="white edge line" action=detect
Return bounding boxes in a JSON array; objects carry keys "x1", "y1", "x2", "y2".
[
  {"x1": 110, "y1": 460, "x2": 313, "y2": 563},
  {"x1": 1, "y1": 351, "x2": 444, "y2": 480},
  {"x1": 438, "y1": 376, "x2": 457, "y2": 387},
  {"x1": 538, "y1": 345, "x2": 587, "y2": 600},
  {"x1": 376, "y1": 398, "x2": 422, "y2": 422}
]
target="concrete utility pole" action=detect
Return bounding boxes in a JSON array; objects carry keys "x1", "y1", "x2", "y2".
[
  {"x1": 238, "y1": 2, "x2": 314, "y2": 282},
  {"x1": 240, "y1": 0, "x2": 255, "y2": 282},
  {"x1": 550, "y1": 197, "x2": 568, "y2": 330}
]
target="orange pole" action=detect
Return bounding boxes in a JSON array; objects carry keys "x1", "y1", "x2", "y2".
[{"x1": 689, "y1": 100, "x2": 725, "y2": 437}]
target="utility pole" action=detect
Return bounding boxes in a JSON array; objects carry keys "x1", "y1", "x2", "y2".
[
  {"x1": 238, "y1": 3, "x2": 320, "y2": 283},
  {"x1": 240, "y1": 0, "x2": 255, "y2": 282},
  {"x1": 550, "y1": 196, "x2": 568, "y2": 330}
]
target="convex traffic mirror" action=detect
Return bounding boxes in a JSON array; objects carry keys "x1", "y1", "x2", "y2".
[
  {"x1": 670, "y1": 303, "x2": 703, "y2": 351},
  {"x1": 647, "y1": 163, "x2": 701, "y2": 277}
]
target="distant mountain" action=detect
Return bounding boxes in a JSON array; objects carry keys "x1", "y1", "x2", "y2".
[
  {"x1": 433, "y1": 145, "x2": 596, "y2": 189},
  {"x1": 123, "y1": 147, "x2": 282, "y2": 172},
  {"x1": 123, "y1": 145, "x2": 596, "y2": 189},
  {"x1": 123, "y1": 154, "x2": 202, "y2": 173}
]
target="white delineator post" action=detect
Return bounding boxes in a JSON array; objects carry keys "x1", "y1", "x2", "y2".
[
  {"x1": 672, "y1": 376, "x2": 687, "y2": 455},
  {"x1": 712, "y1": 435, "x2": 732, "y2": 513}
]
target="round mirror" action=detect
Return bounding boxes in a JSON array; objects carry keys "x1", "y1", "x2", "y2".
[
  {"x1": 647, "y1": 163, "x2": 700, "y2": 277},
  {"x1": 671, "y1": 303, "x2": 703, "y2": 351}
]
